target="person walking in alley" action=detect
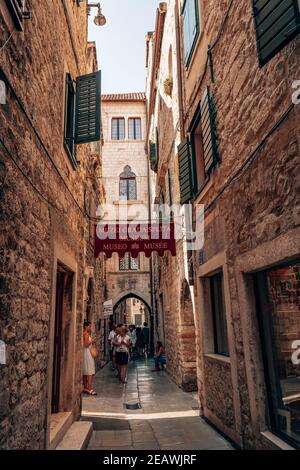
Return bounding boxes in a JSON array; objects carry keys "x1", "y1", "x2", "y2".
[
  {"x1": 108, "y1": 325, "x2": 117, "y2": 371},
  {"x1": 114, "y1": 325, "x2": 132, "y2": 384},
  {"x1": 142, "y1": 322, "x2": 150, "y2": 357},
  {"x1": 152, "y1": 341, "x2": 166, "y2": 371},
  {"x1": 128, "y1": 325, "x2": 137, "y2": 360},
  {"x1": 83, "y1": 321, "x2": 97, "y2": 395},
  {"x1": 135, "y1": 326, "x2": 144, "y2": 357}
]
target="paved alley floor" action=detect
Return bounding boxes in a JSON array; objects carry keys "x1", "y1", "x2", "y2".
[{"x1": 82, "y1": 360, "x2": 233, "y2": 450}]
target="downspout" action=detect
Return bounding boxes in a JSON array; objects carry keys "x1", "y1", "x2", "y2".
[
  {"x1": 147, "y1": 128, "x2": 155, "y2": 357},
  {"x1": 175, "y1": 0, "x2": 185, "y2": 141}
]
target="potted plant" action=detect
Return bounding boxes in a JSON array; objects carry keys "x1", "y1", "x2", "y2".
[{"x1": 164, "y1": 77, "x2": 173, "y2": 96}]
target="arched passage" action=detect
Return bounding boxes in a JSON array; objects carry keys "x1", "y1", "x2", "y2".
[{"x1": 111, "y1": 292, "x2": 153, "y2": 354}]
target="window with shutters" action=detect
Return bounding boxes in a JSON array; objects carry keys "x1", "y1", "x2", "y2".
[
  {"x1": 182, "y1": 0, "x2": 200, "y2": 66},
  {"x1": 64, "y1": 73, "x2": 76, "y2": 167},
  {"x1": 119, "y1": 165, "x2": 137, "y2": 200},
  {"x1": 168, "y1": 169, "x2": 173, "y2": 206},
  {"x1": 119, "y1": 253, "x2": 140, "y2": 271},
  {"x1": 5, "y1": 0, "x2": 24, "y2": 31},
  {"x1": 191, "y1": 87, "x2": 218, "y2": 194},
  {"x1": 128, "y1": 118, "x2": 142, "y2": 140},
  {"x1": 75, "y1": 71, "x2": 101, "y2": 144},
  {"x1": 149, "y1": 141, "x2": 157, "y2": 172},
  {"x1": 178, "y1": 87, "x2": 218, "y2": 202},
  {"x1": 112, "y1": 118, "x2": 125, "y2": 140},
  {"x1": 178, "y1": 138, "x2": 193, "y2": 204},
  {"x1": 253, "y1": 0, "x2": 300, "y2": 65}
]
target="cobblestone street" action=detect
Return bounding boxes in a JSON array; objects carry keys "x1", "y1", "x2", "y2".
[{"x1": 82, "y1": 361, "x2": 232, "y2": 450}]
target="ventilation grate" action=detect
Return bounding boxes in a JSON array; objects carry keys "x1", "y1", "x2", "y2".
[{"x1": 124, "y1": 403, "x2": 142, "y2": 410}]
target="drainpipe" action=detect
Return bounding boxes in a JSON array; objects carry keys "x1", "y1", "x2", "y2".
[
  {"x1": 147, "y1": 143, "x2": 155, "y2": 357},
  {"x1": 175, "y1": 0, "x2": 185, "y2": 141}
]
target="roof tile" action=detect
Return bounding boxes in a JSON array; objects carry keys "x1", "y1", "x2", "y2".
[{"x1": 101, "y1": 93, "x2": 146, "y2": 102}]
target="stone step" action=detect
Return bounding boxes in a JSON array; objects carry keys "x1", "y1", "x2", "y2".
[
  {"x1": 56, "y1": 421, "x2": 93, "y2": 450},
  {"x1": 49, "y1": 412, "x2": 73, "y2": 450}
]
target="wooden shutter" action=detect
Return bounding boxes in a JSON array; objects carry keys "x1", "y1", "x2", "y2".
[
  {"x1": 200, "y1": 87, "x2": 218, "y2": 175},
  {"x1": 75, "y1": 70, "x2": 101, "y2": 144},
  {"x1": 178, "y1": 138, "x2": 193, "y2": 204},
  {"x1": 149, "y1": 141, "x2": 157, "y2": 172},
  {"x1": 155, "y1": 127, "x2": 160, "y2": 164},
  {"x1": 5, "y1": 0, "x2": 24, "y2": 31},
  {"x1": 253, "y1": 0, "x2": 300, "y2": 65}
]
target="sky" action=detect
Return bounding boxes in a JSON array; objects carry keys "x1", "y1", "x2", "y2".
[{"x1": 88, "y1": 0, "x2": 159, "y2": 94}]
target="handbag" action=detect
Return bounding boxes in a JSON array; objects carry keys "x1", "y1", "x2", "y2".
[{"x1": 90, "y1": 345, "x2": 97, "y2": 359}]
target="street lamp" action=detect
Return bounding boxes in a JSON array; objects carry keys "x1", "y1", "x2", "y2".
[{"x1": 87, "y1": 3, "x2": 107, "y2": 26}]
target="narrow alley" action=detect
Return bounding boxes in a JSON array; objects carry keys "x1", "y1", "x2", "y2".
[
  {"x1": 1, "y1": 0, "x2": 300, "y2": 457},
  {"x1": 82, "y1": 360, "x2": 232, "y2": 451}
]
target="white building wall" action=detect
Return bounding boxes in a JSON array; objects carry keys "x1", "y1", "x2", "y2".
[{"x1": 101, "y1": 99, "x2": 151, "y2": 310}]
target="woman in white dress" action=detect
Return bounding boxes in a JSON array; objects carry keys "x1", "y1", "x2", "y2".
[{"x1": 83, "y1": 321, "x2": 97, "y2": 395}]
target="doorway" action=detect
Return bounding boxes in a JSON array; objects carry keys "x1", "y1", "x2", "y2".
[
  {"x1": 51, "y1": 263, "x2": 74, "y2": 414},
  {"x1": 254, "y1": 260, "x2": 300, "y2": 448}
]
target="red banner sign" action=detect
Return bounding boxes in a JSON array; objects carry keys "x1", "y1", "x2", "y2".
[{"x1": 94, "y1": 223, "x2": 176, "y2": 258}]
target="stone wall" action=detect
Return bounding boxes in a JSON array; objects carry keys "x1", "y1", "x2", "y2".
[
  {"x1": 180, "y1": 0, "x2": 300, "y2": 449},
  {"x1": 0, "y1": 0, "x2": 103, "y2": 449},
  {"x1": 146, "y1": 1, "x2": 198, "y2": 392}
]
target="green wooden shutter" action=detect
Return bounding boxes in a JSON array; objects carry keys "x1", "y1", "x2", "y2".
[
  {"x1": 5, "y1": 0, "x2": 24, "y2": 31},
  {"x1": 200, "y1": 87, "x2": 218, "y2": 175},
  {"x1": 75, "y1": 70, "x2": 101, "y2": 144},
  {"x1": 155, "y1": 127, "x2": 160, "y2": 164},
  {"x1": 178, "y1": 138, "x2": 193, "y2": 204},
  {"x1": 149, "y1": 141, "x2": 158, "y2": 172},
  {"x1": 253, "y1": 0, "x2": 300, "y2": 65}
]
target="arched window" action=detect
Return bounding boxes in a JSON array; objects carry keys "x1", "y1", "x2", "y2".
[{"x1": 119, "y1": 165, "x2": 137, "y2": 200}]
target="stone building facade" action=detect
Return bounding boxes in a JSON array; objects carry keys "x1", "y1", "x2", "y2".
[
  {"x1": 146, "y1": 1, "x2": 198, "y2": 392},
  {"x1": 100, "y1": 95, "x2": 151, "y2": 330},
  {"x1": 175, "y1": 0, "x2": 300, "y2": 450},
  {"x1": 0, "y1": 0, "x2": 105, "y2": 449},
  {"x1": 146, "y1": 0, "x2": 300, "y2": 450}
]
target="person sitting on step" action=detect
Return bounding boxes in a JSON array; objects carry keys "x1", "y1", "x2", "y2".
[{"x1": 152, "y1": 341, "x2": 166, "y2": 371}]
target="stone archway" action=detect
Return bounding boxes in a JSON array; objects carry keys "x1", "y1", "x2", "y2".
[
  {"x1": 113, "y1": 291, "x2": 152, "y2": 322},
  {"x1": 112, "y1": 291, "x2": 153, "y2": 353},
  {"x1": 179, "y1": 279, "x2": 198, "y2": 392}
]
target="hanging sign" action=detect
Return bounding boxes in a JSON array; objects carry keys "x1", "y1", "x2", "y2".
[
  {"x1": 95, "y1": 223, "x2": 176, "y2": 259},
  {"x1": 103, "y1": 299, "x2": 113, "y2": 318}
]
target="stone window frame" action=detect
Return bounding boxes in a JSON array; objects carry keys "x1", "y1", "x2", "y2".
[
  {"x1": 111, "y1": 117, "x2": 126, "y2": 141},
  {"x1": 195, "y1": 249, "x2": 242, "y2": 444},
  {"x1": 181, "y1": 0, "x2": 200, "y2": 67},
  {"x1": 119, "y1": 253, "x2": 140, "y2": 271},
  {"x1": 119, "y1": 165, "x2": 137, "y2": 201},
  {"x1": 128, "y1": 117, "x2": 142, "y2": 141},
  {"x1": 234, "y1": 228, "x2": 300, "y2": 450},
  {"x1": 4, "y1": 0, "x2": 24, "y2": 31},
  {"x1": 63, "y1": 72, "x2": 77, "y2": 169}
]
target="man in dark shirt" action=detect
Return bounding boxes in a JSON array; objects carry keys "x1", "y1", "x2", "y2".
[{"x1": 142, "y1": 322, "x2": 150, "y2": 356}]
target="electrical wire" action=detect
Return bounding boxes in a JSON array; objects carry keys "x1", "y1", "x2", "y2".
[
  {"x1": 204, "y1": 103, "x2": 295, "y2": 214},
  {"x1": 0, "y1": 30, "x2": 14, "y2": 53},
  {"x1": 0, "y1": 65, "x2": 98, "y2": 221},
  {"x1": 0, "y1": 135, "x2": 64, "y2": 212},
  {"x1": 184, "y1": 0, "x2": 236, "y2": 121}
]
